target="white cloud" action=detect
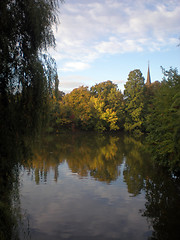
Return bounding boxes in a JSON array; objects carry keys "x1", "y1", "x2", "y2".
[
  {"x1": 95, "y1": 37, "x2": 144, "y2": 54},
  {"x1": 58, "y1": 75, "x2": 95, "y2": 93},
  {"x1": 59, "y1": 80, "x2": 83, "y2": 88},
  {"x1": 61, "y1": 61, "x2": 90, "y2": 72},
  {"x1": 52, "y1": 0, "x2": 180, "y2": 74},
  {"x1": 59, "y1": 81, "x2": 83, "y2": 93}
]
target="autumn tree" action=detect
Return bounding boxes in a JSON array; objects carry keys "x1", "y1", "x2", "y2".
[
  {"x1": 90, "y1": 80, "x2": 124, "y2": 131},
  {"x1": 124, "y1": 69, "x2": 145, "y2": 135},
  {"x1": 62, "y1": 86, "x2": 94, "y2": 130}
]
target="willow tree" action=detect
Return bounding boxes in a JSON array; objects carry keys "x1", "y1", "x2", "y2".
[
  {"x1": 124, "y1": 69, "x2": 145, "y2": 135},
  {"x1": 0, "y1": 0, "x2": 64, "y2": 180}
]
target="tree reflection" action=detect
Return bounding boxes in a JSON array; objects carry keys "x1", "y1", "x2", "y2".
[
  {"x1": 123, "y1": 135, "x2": 153, "y2": 196},
  {"x1": 25, "y1": 135, "x2": 64, "y2": 184},
  {"x1": 122, "y1": 135, "x2": 180, "y2": 239},
  {"x1": 22, "y1": 132, "x2": 180, "y2": 239},
  {"x1": 141, "y1": 171, "x2": 180, "y2": 240},
  {"x1": 0, "y1": 161, "x2": 30, "y2": 240},
  {"x1": 0, "y1": 170, "x2": 19, "y2": 240},
  {"x1": 24, "y1": 132, "x2": 125, "y2": 183}
]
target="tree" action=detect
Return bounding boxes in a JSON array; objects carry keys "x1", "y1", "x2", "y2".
[
  {"x1": 124, "y1": 69, "x2": 145, "y2": 135},
  {"x1": 0, "y1": 0, "x2": 63, "y2": 187},
  {"x1": 54, "y1": 74, "x2": 59, "y2": 100},
  {"x1": 90, "y1": 80, "x2": 117, "y2": 98},
  {"x1": 146, "y1": 67, "x2": 180, "y2": 172},
  {"x1": 90, "y1": 80, "x2": 124, "y2": 131},
  {"x1": 0, "y1": 0, "x2": 63, "y2": 138},
  {"x1": 63, "y1": 86, "x2": 94, "y2": 130}
]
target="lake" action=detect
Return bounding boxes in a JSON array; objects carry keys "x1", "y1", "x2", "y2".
[{"x1": 18, "y1": 131, "x2": 180, "y2": 240}]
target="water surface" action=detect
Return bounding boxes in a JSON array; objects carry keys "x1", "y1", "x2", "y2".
[{"x1": 19, "y1": 132, "x2": 180, "y2": 240}]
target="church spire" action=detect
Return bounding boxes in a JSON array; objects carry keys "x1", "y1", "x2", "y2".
[{"x1": 146, "y1": 62, "x2": 151, "y2": 86}]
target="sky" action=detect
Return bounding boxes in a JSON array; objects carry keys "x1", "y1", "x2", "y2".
[{"x1": 50, "y1": 0, "x2": 180, "y2": 93}]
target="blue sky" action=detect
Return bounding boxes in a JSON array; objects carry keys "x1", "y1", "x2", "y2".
[{"x1": 50, "y1": 0, "x2": 180, "y2": 93}]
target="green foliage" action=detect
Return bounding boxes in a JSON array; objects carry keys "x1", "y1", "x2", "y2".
[
  {"x1": 143, "y1": 81, "x2": 161, "y2": 119},
  {"x1": 124, "y1": 69, "x2": 145, "y2": 135},
  {"x1": 146, "y1": 68, "x2": 180, "y2": 172},
  {"x1": 90, "y1": 80, "x2": 117, "y2": 97}
]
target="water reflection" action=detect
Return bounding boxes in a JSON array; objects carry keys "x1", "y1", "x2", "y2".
[
  {"x1": 141, "y1": 170, "x2": 180, "y2": 240},
  {"x1": 21, "y1": 132, "x2": 180, "y2": 240},
  {"x1": 0, "y1": 169, "x2": 19, "y2": 240},
  {"x1": 25, "y1": 132, "x2": 125, "y2": 184},
  {"x1": 123, "y1": 135, "x2": 153, "y2": 196},
  {"x1": 0, "y1": 137, "x2": 32, "y2": 240}
]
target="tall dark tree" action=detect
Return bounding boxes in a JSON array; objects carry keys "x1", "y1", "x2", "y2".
[
  {"x1": 124, "y1": 69, "x2": 145, "y2": 135},
  {"x1": 0, "y1": 0, "x2": 63, "y2": 156}
]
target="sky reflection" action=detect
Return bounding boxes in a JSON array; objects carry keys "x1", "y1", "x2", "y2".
[{"x1": 20, "y1": 154, "x2": 151, "y2": 240}]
